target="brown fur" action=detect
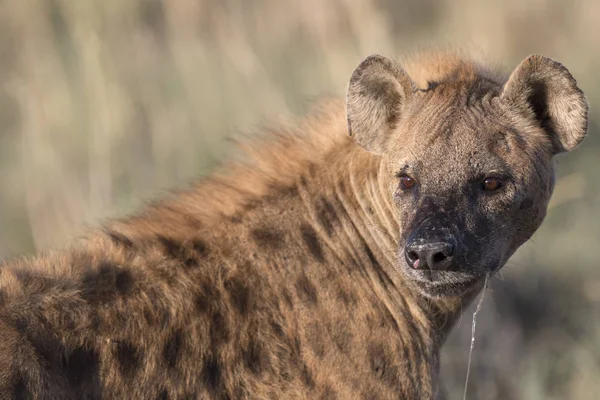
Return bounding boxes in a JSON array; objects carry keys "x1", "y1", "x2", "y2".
[{"x1": 0, "y1": 51, "x2": 588, "y2": 399}]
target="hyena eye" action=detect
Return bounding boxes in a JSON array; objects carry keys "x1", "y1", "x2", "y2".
[
  {"x1": 399, "y1": 175, "x2": 417, "y2": 190},
  {"x1": 481, "y1": 177, "x2": 502, "y2": 191}
]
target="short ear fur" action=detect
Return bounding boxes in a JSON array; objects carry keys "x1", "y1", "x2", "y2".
[
  {"x1": 501, "y1": 55, "x2": 588, "y2": 154},
  {"x1": 346, "y1": 55, "x2": 415, "y2": 154}
]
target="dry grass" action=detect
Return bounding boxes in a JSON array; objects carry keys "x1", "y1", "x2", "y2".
[{"x1": 0, "y1": 0, "x2": 599, "y2": 398}]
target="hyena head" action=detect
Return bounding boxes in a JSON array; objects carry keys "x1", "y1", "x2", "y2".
[{"x1": 346, "y1": 53, "x2": 588, "y2": 299}]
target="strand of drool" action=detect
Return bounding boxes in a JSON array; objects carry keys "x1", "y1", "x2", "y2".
[{"x1": 462, "y1": 274, "x2": 489, "y2": 400}]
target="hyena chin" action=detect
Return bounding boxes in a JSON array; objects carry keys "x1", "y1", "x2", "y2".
[{"x1": 0, "y1": 50, "x2": 588, "y2": 399}]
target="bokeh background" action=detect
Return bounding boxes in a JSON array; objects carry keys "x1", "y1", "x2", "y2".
[{"x1": 0, "y1": 1, "x2": 599, "y2": 398}]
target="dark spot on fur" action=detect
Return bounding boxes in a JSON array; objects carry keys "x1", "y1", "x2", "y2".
[
  {"x1": 293, "y1": 336, "x2": 302, "y2": 355},
  {"x1": 300, "y1": 364, "x2": 315, "y2": 388},
  {"x1": 306, "y1": 322, "x2": 326, "y2": 358},
  {"x1": 82, "y1": 262, "x2": 135, "y2": 303},
  {"x1": 143, "y1": 307, "x2": 159, "y2": 327},
  {"x1": 274, "y1": 342, "x2": 295, "y2": 382},
  {"x1": 157, "y1": 235, "x2": 180, "y2": 257},
  {"x1": 331, "y1": 325, "x2": 353, "y2": 353},
  {"x1": 295, "y1": 274, "x2": 318, "y2": 305},
  {"x1": 368, "y1": 343, "x2": 401, "y2": 389},
  {"x1": 282, "y1": 288, "x2": 294, "y2": 309},
  {"x1": 362, "y1": 391, "x2": 381, "y2": 400},
  {"x1": 26, "y1": 333, "x2": 60, "y2": 369},
  {"x1": 224, "y1": 275, "x2": 251, "y2": 315},
  {"x1": 157, "y1": 389, "x2": 169, "y2": 400},
  {"x1": 320, "y1": 384, "x2": 338, "y2": 400},
  {"x1": 184, "y1": 257, "x2": 197, "y2": 268},
  {"x1": 287, "y1": 185, "x2": 300, "y2": 197},
  {"x1": 380, "y1": 307, "x2": 400, "y2": 332},
  {"x1": 373, "y1": 263, "x2": 394, "y2": 291},
  {"x1": 251, "y1": 228, "x2": 284, "y2": 249},
  {"x1": 105, "y1": 229, "x2": 135, "y2": 249},
  {"x1": 269, "y1": 182, "x2": 299, "y2": 198},
  {"x1": 157, "y1": 235, "x2": 198, "y2": 268},
  {"x1": 300, "y1": 224, "x2": 325, "y2": 262},
  {"x1": 229, "y1": 214, "x2": 243, "y2": 224},
  {"x1": 184, "y1": 214, "x2": 203, "y2": 228},
  {"x1": 115, "y1": 269, "x2": 134, "y2": 293},
  {"x1": 156, "y1": 235, "x2": 209, "y2": 268},
  {"x1": 364, "y1": 245, "x2": 378, "y2": 266},
  {"x1": 210, "y1": 311, "x2": 230, "y2": 345},
  {"x1": 243, "y1": 338, "x2": 270, "y2": 375},
  {"x1": 64, "y1": 346, "x2": 100, "y2": 386},
  {"x1": 14, "y1": 316, "x2": 28, "y2": 334},
  {"x1": 194, "y1": 282, "x2": 218, "y2": 315},
  {"x1": 234, "y1": 381, "x2": 249, "y2": 398},
  {"x1": 369, "y1": 343, "x2": 386, "y2": 378},
  {"x1": 270, "y1": 321, "x2": 286, "y2": 339},
  {"x1": 163, "y1": 330, "x2": 183, "y2": 369},
  {"x1": 243, "y1": 200, "x2": 259, "y2": 212},
  {"x1": 316, "y1": 197, "x2": 338, "y2": 235},
  {"x1": 365, "y1": 244, "x2": 395, "y2": 290},
  {"x1": 13, "y1": 270, "x2": 59, "y2": 295},
  {"x1": 426, "y1": 80, "x2": 440, "y2": 91},
  {"x1": 192, "y1": 239, "x2": 210, "y2": 257},
  {"x1": 202, "y1": 354, "x2": 222, "y2": 392},
  {"x1": 12, "y1": 374, "x2": 29, "y2": 400},
  {"x1": 335, "y1": 285, "x2": 357, "y2": 306},
  {"x1": 115, "y1": 341, "x2": 142, "y2": 378}
]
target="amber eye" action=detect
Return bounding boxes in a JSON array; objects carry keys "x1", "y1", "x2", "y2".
[
  {"x1": 481, "y1": 177, "x2": 502, "y2": 191},
  {"x1": 399, "y1": 175, "x2": 416, "y2": 190}
]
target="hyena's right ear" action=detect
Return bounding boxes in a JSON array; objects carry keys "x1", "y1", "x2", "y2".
[
  {"x1": 346, "y1": 55, "x2": 415, "y2": 154},
  {"x1": 501, "y1": 55, "x2": 588, "y2": 154}
]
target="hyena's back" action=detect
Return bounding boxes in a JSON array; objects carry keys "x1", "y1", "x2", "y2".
[{"x1": 0, "y1": 106, "x2": 434, "y2": 399}]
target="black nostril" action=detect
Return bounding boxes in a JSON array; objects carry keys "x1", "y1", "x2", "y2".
[
  {"x1": 405, "y1": 241, "x2": 455, "y2": 271},
  {"x1": 432, "y1": 252, "x2": 447, "y2": 264},
  {"x1": 426, "y1": 242, "x2": 454, "y2": 271},
  {"x1": 407, "y1": 251, "x2": 419, "y2": 262},
  {"x1": 404, "y1": 249, "x2": 420, "y2": 269},
  {"x1": 432, "y1": 243, "x2": 454, "y2": 262}
]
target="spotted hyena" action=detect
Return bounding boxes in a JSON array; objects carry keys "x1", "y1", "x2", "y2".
[{"x1": 0, "y1": 51, "x2": 588, "y2": 399}]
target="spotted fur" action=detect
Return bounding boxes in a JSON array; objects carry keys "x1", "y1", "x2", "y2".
[{"x1": 0, "y1": 50, "x2": 587, "y2": 399}]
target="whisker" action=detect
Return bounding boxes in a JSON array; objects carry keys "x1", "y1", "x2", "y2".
[{"x1": 368, "y1": 223, "x2": 400, "y2": 245}]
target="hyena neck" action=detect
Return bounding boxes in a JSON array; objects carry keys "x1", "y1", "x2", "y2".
[
  {"x1": 315, "y1": 144, "x2": 477, "y2": 343},
  {"x1": 425, "y1": 287, "x2": 485, "y2": 344}
]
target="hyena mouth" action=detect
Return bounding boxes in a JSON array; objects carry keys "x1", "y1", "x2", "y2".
[
  {"x1": 400, "y1": 256, "x2": 495, "y2": 297},
  {"x1": 412, "y1": 272, "x2": 485, "y2": 298}
]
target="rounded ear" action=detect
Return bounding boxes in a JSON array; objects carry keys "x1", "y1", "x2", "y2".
[
  {"x1": 346, "y1": 55, "x2": 415, "y2": 154},
  {"x1": 501, "y1": 55, "x2": 588, "y2": 154}
]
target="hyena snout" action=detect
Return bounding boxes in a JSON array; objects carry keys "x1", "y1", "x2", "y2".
[{"x1": 404, "y1": 235, "x2": 457, "y2": 271}]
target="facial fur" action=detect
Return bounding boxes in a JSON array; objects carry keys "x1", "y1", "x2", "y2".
[{"x1": 347, "y1": 51, "x2": 587, "y2": 299}]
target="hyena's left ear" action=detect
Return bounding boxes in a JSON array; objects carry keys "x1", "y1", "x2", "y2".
[
  {"x1": 346, "y1": 55, "x2": 415, "y2": 154},
  {"x1": 501, "y1": 55, "x2": 588, "y2": 154}
]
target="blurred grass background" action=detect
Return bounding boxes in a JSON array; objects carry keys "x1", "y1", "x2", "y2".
[{"x1": 0, "y1": 0, "x2": 599, "y2": 398}]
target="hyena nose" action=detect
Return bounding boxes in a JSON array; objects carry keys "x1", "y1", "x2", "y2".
[{"x1": 404, "y1": 241, "x2": 455, "y2": 271}]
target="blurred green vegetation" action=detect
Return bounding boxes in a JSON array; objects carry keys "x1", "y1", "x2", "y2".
[{"x1": 0, "y1": 1, "x2": 598, "y2": 398}]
